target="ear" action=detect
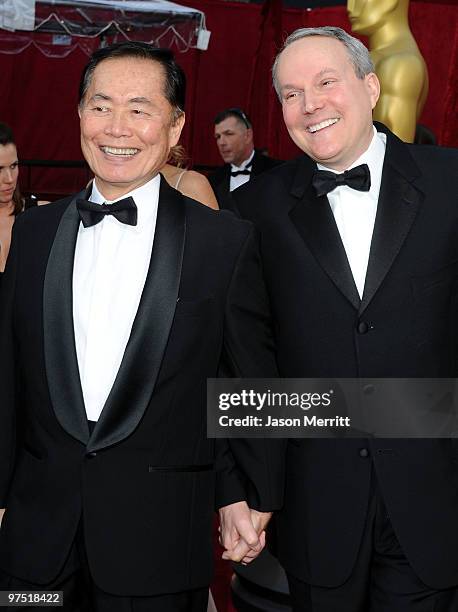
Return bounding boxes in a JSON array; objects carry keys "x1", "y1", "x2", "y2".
[
  {"x1": 170, "y1": 112, "x2": 185, "y2": 147},
  {"x1": 245, "y1": 127, "x2": 254, "y2": 143},
  {"x1": 365, "y1": 72, "x2": 381, "y2": 109},
  {"x1": 78, "y1": 105, "x2": 82, "y2": 119}
]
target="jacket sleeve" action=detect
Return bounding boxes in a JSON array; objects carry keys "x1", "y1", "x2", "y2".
[
  {"x1": 0, "y1": 220, "x2": 20, "y2": 507},
  {"x1": 215, "y1": 224, "x2": 285, "y2": 511}
]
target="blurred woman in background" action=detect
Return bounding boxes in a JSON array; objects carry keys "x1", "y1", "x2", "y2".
[
  {"x1": 0, "y1": 122, "x2": 21, "y2": 282},
  {"x1": 0, "y1": 122, "x2": 48, "y2": 283}
]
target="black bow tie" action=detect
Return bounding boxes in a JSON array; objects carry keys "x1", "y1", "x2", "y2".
[
  {"x1": 231, "y1": 169, "x2": 251, "y2": 177},
  {"x1": 312, "y1": 164, "x2": 371, "y2": 197},
  {"x1": 231, "y1": 161, "x2": 253, "y2": 177},
  {"x1": 76, "y1": 197, "x2": 138, "y2": 228}
]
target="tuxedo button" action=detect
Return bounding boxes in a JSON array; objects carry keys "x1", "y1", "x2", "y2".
[
  {"x1": 359, "y1": 448, "x2": 370, "y2": 458},
  {"x1": 357, "y1": 321, "x2": 369, "y2": 334},
  {"x1": 87, "y1": 451, "x2": 97, "y2": 458}
]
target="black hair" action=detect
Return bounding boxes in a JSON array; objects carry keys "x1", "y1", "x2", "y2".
[
  {"x1": 214, "y1": 108, "x2": 252, "y2": 129},
  {"x1": 79, "y1": 41, "x2": 186, "y2": 119},
  {"x1": 0, "y1": 122, "x2": 15, "y2": 146}
]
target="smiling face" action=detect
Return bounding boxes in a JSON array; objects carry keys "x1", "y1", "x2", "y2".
[
  {"x1": 276, "y1": 36, "x2": 379, "y2": 171},
  {"x1": 214, "y1": 116, "x2": 253, "y2": 166},
  {"x1": 79, "y1": 56, "x2": 185, "y2": 201},
  {"x1": 0, "y1": 143, "x2": 19, "y2": 208}
]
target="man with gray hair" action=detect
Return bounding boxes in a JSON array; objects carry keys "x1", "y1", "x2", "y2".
[{"x1": 229, "y1": 25, "x2": 458, "y2": 612}]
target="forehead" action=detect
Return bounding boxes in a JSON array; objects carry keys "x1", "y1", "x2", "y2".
[
  {"x1": 277, "y1": 36, "x2": 352, "y2": 81},
  {"x1": 87, "y1": 56, "x2": 167, "y2": 102},
  {"x1": 0, "y1": 143, "x2": 18, "y2": 165},
  {"x1": 215, "y1": 116, "x2": 244, "y2": 133}
]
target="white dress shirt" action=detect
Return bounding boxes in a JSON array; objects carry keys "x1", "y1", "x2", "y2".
[
  {"x1": 318, "y1": 128, "x2": 387, "y2": 298},
  {"x1": 230, "y1": 150, "x2": 255, "y2": 192},
  {"x1": 73, "y1": 175, "x2": 160, "y2": 421}
]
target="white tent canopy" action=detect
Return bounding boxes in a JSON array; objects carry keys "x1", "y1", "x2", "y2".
[
  {"x1": 38, "y1": 0, "x2": 203, "y2": 16},
  {"x1": 0, "y1": 0, "x2": 206, "y2": 53}
]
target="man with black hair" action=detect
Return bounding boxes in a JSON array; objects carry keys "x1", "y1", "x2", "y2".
[
  {"x1": 0, "y1": 42, "x2": 281, "y2": 611},
  {"x1": 209, "y1": 108, "x2": 282, "y2": 209}
]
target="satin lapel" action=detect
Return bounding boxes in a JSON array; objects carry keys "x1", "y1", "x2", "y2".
[
  {"x1": 289, "y1": 157, "x2": 360, "y2": 310},
  {"x1": 43, "y1": 191, "x2": 89, "y2": 444},
  {"x1": 360, "y1": 133, "x2": 423, "y2": 314},
  {"x1": 88, "y1": 178, "x2": 186, "y2": 453}
]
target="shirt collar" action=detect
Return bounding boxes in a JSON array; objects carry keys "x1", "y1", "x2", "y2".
[
  {"x1": 230, "y1": 149, "x2": 255, "y2": 172},
  {"x1": 90, "y1": 174, "x2": 161, "y2": 232},
  {"x1": 317, "y1": 126, "x2": 386, "y2": 185}
]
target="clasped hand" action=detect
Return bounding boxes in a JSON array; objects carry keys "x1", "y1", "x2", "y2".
[{"x1": 218, "y1": 501, "x2": 272, "y2": 565}]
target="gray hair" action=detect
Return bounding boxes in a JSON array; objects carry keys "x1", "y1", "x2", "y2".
[{"x1": 272, "y1": 26, "x2": 374, "y2": 99}]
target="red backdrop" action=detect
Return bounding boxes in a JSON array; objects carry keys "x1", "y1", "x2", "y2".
[{"x1": 0, "y1": 0, "x2": 456, "y2": 196}]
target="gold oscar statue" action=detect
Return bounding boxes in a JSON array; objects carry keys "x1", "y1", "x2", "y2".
[{"x1": 348, "y1": 0, "x2": 429, "y2": 142}]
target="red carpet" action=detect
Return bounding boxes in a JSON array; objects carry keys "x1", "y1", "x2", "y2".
[{"x1": 211, "y1": 519, "x2": 237, "y2": 612}]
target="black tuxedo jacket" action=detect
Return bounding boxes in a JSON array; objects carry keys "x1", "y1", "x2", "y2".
[
  {"x1": 208, "y1": 150, "x2": 283, "y2": 210},
  {"x1": 234, "y1": 126, "x2": 458, "y2": 589},
  {"x1": 0, "y1": 178, "x2": 281, "y2": 595}
]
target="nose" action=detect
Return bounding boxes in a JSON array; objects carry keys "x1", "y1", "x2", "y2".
[
  {"x1": 104, "y1": 110, "x2": 132, "y2": 138},
  {"x1": 2, "y1": 168, "x2": 15, "y2": 184},
  {"x1": 302, "y1": 90, "x2": 324, "y2": 115}
]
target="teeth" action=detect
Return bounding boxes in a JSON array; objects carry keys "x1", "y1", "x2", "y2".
[
  {"x1": 308, "y1": 118, "x2": 339, "y2": 133},
  {"x1": 101, "y1": 146, "x2": 139, "y2": 156}
]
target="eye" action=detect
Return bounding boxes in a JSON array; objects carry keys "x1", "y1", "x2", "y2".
[
  {"x1": 93, "y1": 105, "x2": 109, "y2": 113},
  {"x1": 10, "y1": 162, "x2": 18, "y2": 170},
  {"x1": 322, "y1": 79, "x2": 335, "y2": 87},
  {"x1": 132, "y1": 109, "x2": 144, "y2": 115}
]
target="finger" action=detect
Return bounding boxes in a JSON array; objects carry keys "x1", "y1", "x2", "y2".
[
  {"x1": 221, "y1": 525, "x2": 239, "y2": 552},
  {"x1": 222, "y1": 539, "x2": 252, "y2": 562},
  {"x1": 240, "y1": 548, "x2": 260, "y2": 564},
  {"x1": 222, "y1": 545, "x2": 249, "y2": 562},
  {"x1": 223, "y1": 540, "x2": 252, "y2": 563},
  {"x1": 239, "y1": 531, "x2": 266, "y2": 564},
  {"x1": 222, "y1": 535, "x2": 238, "y2": 552},
  {"x1": 236, "y1": 517, "x2": 261, "y2": 551}
]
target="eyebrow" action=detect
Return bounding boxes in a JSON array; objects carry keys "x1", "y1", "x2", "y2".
[
  {"x1": 88, "y1": 94, "x2": 152, "y2": 105},
  {"x1": 90, "y1": 93, "x2": 111, "y2": 103},
  {"x1": 317, "y1": 68, "x2": 338, "y2": 77},
  {"x1": 129, "y1": 97, "x2": 152, "y2": 105},
  {"x1": 281, "y1": 68, "x2": 339, "y2": 91}
]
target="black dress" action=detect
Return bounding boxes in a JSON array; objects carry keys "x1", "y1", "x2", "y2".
[{"x1": 0, "y1": 197, "x2": 37, "y2": 291}]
